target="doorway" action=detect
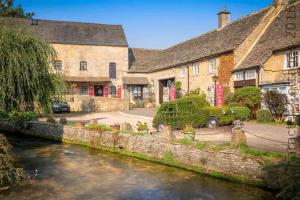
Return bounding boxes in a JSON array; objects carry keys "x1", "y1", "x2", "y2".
[
  {"x1": 94, "y1": 85, "x2": 103, "y2": 96},
  {"x1": 158, "y1": 78, "x2": 175, "y2": 104}
]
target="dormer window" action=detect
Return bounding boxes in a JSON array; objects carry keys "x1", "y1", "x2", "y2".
[
  {"x1": 286, "y1": 50, "x2": 299, "y2": 69},
  {"x1": 80, "y1": 61, "x2": 87, "y2": 71}
]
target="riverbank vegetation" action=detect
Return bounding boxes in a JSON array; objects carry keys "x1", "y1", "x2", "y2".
[
  {"x1": 264, "y1": 156, "x2": 300, "y2": 199},
  {"x1": 0, "y1": 133, "x2": 29, "y2": 190}
]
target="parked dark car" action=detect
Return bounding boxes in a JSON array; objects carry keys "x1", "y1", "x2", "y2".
[{"x1": 51, "y1": 100, "x2": 70, "y2": 113}]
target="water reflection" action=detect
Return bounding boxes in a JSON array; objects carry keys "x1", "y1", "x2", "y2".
[{"x1": 0, "y1": 134, "x2": 275, "y2": 200}]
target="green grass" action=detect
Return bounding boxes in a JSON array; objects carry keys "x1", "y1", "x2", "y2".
[
  {"x1": 176, "y1": 138, "x2": 230, "y2": 152},
  {"x1": 86, "y1": 124, "x2": 112, "y2": 132},
  {"x1": 238, "y1": 144, "x2": 284, "y2": 159}
]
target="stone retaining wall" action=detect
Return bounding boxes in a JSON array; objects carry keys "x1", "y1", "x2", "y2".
[
  {"x1": 65, "y1": 95, "x2": 129, "y2": 112},
  {"x1": 0, "y1": 120, "x2": 269, "y2": 186}
]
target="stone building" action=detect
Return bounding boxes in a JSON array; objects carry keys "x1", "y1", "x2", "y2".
[{"x1": 0, "y1": 0, "x2": 299, "y2": 109}]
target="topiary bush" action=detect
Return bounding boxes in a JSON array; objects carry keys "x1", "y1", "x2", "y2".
[
  {"x1": 256, "y1": 109, "x2": 273, "y2": 123},
  {"x1": 153, "y1": 95, "x2": 210, "y2": 129},
  {"x1": 203, "y1": 106, "x2": 235, "y2": 126},
  {"x1": 231, "y1": 106, "x2": 251, "y2": 121},
  {"x1": 233, "y1": 86, "x2": 262, "y2": 118},
  {"x1": 228, "y1": 102, "x2": 242, "y2": 107}
]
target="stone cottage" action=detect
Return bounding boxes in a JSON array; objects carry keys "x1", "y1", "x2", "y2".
[{"x1": 0, "y1": 0, "x2": 299, "y2": 110}]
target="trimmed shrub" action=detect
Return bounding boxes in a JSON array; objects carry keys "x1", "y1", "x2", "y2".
[
  {"x1": 231, "y1": 106, "x2": 251, "y2": 121},
  {"x1": 233, "y1": 86, "x2": 262, "y2": 118},
  {"x1": 202, "y1": 106, "x2": 235, "y2": 126},
  {"x1": 263, "y1": 91, "x2": 288, "y2": 121},
  {"x1": 256, "y1": 109, "x2": 273, "y2": 123},
  {"x1": 153, "y1": 95, "x2": 210, "y2": 129},
  {"x1": 228, "y1": 102, "x2": 242, "y2": 107}
]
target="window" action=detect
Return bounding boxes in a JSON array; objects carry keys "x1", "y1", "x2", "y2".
[
  {"x1": 110, "y1": 86, "x2": 116, "y2": 95},
  {"x1": 54, "y1": 60, "x2": 62, "y2": 74},
  {"x1": 132, "y1": 86, "x2": 143, "y2": 99},
  {"x1": 109, "y1": 62, "x2": 116, "y2": 79},
  {"x1": 179, "y1": 66, "x2": 186, "y2": 78},
  {"x1": 79, "y1": 85, "x2": 88, "y2": 95},
  {"x1": 245, "y1": 70, "x2": 256, "y2": 80},
  {"x1": 286, "y1": 50, "x2": 299, "y2": 69},
  {"x1": 208, "y1": 59, "x2": 217, "y2": 74},
  {"x1": 234, "y1": 71, "x2": 244, "y2": 81},
  {"x1": 80, "y1": 61, "x2": 87, "y2": 71},
  {"x1": 192, "y1": 64, "x2": 199, "y2": 75}
]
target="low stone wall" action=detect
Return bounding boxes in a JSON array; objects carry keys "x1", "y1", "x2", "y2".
[
  {"x1": 65, "y1": 95, "x2": 129, "y2": 112},
  {"x1": 0, "y1": 120, "x2": 269, "y2": 186}
]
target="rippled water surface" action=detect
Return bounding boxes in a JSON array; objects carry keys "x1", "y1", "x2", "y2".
[{"x1": 0, "y1": 134, "x2": 275, "y2": 200}]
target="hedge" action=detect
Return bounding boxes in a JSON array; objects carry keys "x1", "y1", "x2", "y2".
[
  {"x1": 203, "y1": 106, "x2": 235, "y2": 126},
  {"x1": 153, "y1": 95, "x2": 209, "y2": 129},
  {"x1": 256, "y1": 109, "x2": 273, "y2": 123},
  {"x1": 231, "y1": 106, "x2": 251, "y2": 121}
]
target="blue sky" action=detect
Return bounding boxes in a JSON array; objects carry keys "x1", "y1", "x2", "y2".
[{"x1": 15, "y1": 0, "x2": 272, "y2": 49}]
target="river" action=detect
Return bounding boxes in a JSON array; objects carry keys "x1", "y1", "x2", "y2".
[{"x1": 0, "y1": 133, "x2": 275, "y2": 200}]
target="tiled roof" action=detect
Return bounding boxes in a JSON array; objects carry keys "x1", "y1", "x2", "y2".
[
  {"x1": 129, "y1": 7, "x2": 271, "y2": 73},
  {"x1": 0, "y1": 17, "x2": 128, "y2": 47},
  {"x1": 235, "y1": 2, "x2": 300, "y2": 71}
]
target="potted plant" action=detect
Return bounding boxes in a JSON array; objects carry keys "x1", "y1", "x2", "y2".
[
  {"x1": 136, "y1": 121, "x2": 149, "y2": 135},
  {"x1": 183, "y1": 124, "x2": 195, "y2": 141}
]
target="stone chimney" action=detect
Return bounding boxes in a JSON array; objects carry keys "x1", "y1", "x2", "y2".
[
  {"x1": 218, "y1": 6, "x2": 230, "y2": 29},
  {"x1": 274, "y1": 0, "x2": 287, "y2": 7}
]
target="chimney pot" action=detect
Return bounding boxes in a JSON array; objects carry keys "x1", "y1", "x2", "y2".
[{"x1": 218, "y1": 6, "x2": 230, "y2": 29}]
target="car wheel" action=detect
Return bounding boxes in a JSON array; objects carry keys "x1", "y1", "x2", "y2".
[
  {"x1": 206, "y1": 117, "x2": 219, "y2": 128},
  {"x1": 157, "y1": 124, "x2": 165, "y2": 132}
]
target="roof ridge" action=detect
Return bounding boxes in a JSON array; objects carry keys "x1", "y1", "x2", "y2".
[
  {"x1": 131, "y1": 47, "x2": 162, "y2": 51},
  {"x1": 0, "y1": 16, "x2": 123, "y2": 27},
  {"x1": 163, "y1": 6, "x2": 271, "y2": 51},
  {"x1": 219, "y1": 6, "x2": 272, "y2": 30}
]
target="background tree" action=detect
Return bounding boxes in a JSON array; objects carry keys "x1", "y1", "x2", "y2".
[
  {"x1": 0, "y1": 27, "x2": 66, "y2": 113},
  {"x1": 0, "y1": 0, "x2": 34, "y2": 18},
  {"x1": 233, "y1": 86, "x2": 262, "y2": 118},
  {"x1": 263, "y1": 91, "x2": 288, "y2": 121}
]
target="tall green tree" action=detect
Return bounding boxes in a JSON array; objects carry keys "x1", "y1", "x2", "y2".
[
  {"x1": 0, "y1": 0, "x2": 34, "y2": 18},
  {"x1": 0, "y1": 27, "x2": 66, "y2": 113}
]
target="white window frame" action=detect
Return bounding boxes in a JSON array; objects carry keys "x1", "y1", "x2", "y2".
[
  {"x1": 245, "y1": 70, "x2": 256, "y2": 80},
  {"x1": 285, "y1": 50, "x2": 299, "y2": 69},
  {"x1": 234, "y1": 71, "x2": 244, "y2": 81},
  {"x1": 208, "y1": 59, "x2": 217, "y2": 74},
  {"x1": 179, "y1": 66, "x2": 186, "y2": 78},
  {"x1": 54, "y1": 60, "x2": 62, "y2": 74},
  {"x1": 79, "y1": 85, "x2": 89, "y2": 96},
  {"x1": 192, "y1": 64, "x2": 199, "y2": 75}
]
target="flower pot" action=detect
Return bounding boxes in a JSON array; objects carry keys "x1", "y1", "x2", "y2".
[{"x1": 184, "y1": 132, "x2": 195, "y2": 141}]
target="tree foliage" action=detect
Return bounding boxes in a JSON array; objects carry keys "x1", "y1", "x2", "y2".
[
  {"x1": 263, "y1": 90, "x2": 288, "y2": 120},
  {"x1": 0, "y1": 27, "x2": 66, "y2": 113},
  {"x1": 0, "y1": 0, "x2": 34, "y2": 18},
  {"x1": 233, "y1": 86, "x2": 262, "y2": 118}
]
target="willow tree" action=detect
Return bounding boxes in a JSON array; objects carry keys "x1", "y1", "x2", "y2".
[{"x1": 0, "y1": 27, "x2": 66, "y2": 113}]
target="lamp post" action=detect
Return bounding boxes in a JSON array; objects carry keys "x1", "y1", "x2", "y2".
[{"x1": 212, "y1": 75, "x2": 218, "y2": 106}]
